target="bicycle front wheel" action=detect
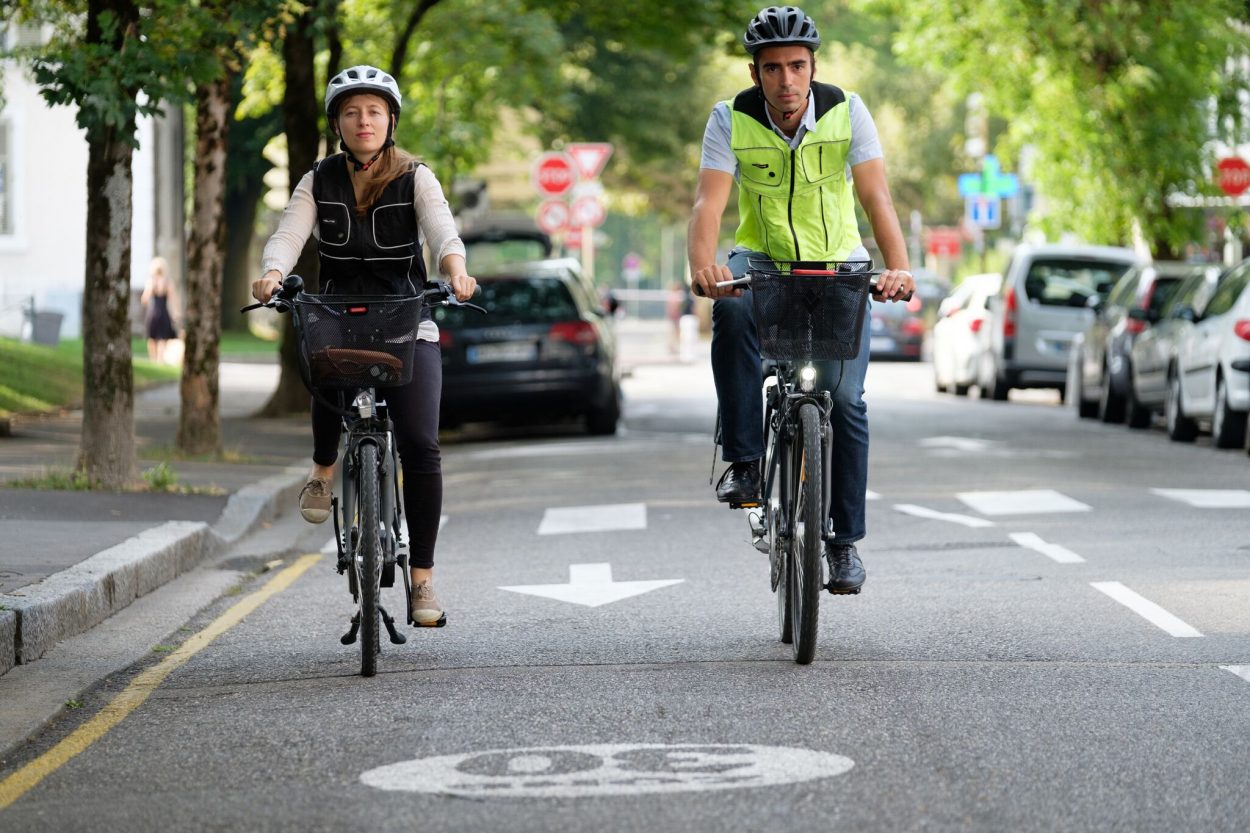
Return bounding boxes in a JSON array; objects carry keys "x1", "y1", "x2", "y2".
[
  {"x1": 788, "y1": 403, "x2": 823, "y2": 664},
  {"x1": 357, "y1": 442, "x2": 382, "y2": 677}
]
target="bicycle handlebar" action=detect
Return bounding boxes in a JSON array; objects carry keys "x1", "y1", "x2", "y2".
[
  {"x1": 691, "y1": 264, "x2": 912, "y2": 302},
  {"x1": 239, "y1": 276, "x2": 488, "y2": 315}
]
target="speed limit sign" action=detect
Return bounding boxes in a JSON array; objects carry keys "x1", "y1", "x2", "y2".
[{"x1": 535, "y1": 200, "x2": 571, "y2": 234}]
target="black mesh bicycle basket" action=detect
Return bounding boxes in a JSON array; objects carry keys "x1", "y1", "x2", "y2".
[
  {"x1": 291, "y1": 294, "x2": 422, "y2": 389},
  {"x1": 749, "y1": 267, "x2": 873, "y2": 361}
]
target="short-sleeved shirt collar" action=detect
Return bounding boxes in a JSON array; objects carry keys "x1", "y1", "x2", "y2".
[{"x1": 763, "y1": 90, "x2": 817, "y2": 150}]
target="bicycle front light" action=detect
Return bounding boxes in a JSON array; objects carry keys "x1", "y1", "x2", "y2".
[
  {"x1": 352, "y1": 391, "x2": 375, "y2": 419},
  {"x1": 799, "y1": 365, "x2": 817, "y2": 392}
]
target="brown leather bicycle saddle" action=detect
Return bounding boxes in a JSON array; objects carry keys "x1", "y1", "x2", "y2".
[{"x1": 309, "y1": 347, "x2": 406, "y2": 385}]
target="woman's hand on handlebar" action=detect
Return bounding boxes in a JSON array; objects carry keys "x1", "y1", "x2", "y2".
[
  {"x1": 692, "y1": 264, "x2": 738, "y2": 299},
  {"x1": 448, "y1": 272, "x2": 478, "y2": 302},
  {"x1": 251, "y1": 270, "x2": 283, "y2": 303},
  {"x1": 872, "y1": 268, "x2": 916, "y2": 303}
]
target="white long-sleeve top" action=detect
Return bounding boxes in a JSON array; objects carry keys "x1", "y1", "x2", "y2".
[{"x1": 260, "y1": 164, "x2": 466, "y2": 343}]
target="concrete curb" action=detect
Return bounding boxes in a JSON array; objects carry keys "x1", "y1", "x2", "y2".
[{"x1": 0, "y1": 466, "x2": 306, "y2": 670}]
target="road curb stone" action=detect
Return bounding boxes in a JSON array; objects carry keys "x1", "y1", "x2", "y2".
[{"x1": 0, "y1": 467, "x2": 305, "y2": 669}]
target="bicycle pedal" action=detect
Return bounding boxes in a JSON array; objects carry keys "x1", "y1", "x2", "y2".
[
  {"x1": 729, "y1": 500, "x2": 762, "y2": 510},
  {"x1": 825, "y1": 585, "x2": 862, "y2": 596}
]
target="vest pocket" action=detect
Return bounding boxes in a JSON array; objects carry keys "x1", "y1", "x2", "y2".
[
  {"x1": 798, "y1": 140, "x2": 847, "y2": 188},
  {"x1": 735, "y1": 146, "x2": 787, "y2": 191},
  {"x1": 316, "y1": 201, "x2": 351, "y2": 247},
  {"x1": 372, "y1": 202, "x2": 416, "y2": 250}
]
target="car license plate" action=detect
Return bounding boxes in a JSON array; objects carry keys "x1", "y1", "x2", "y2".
[
  {"x1": 467, "y1": 341, "x2": 538, "y2": 364},
  {"x1": 870, "y1": 336, "x2": 895, "y2": 353}
]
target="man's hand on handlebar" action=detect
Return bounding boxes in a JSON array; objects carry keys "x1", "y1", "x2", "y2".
[
  {"x1": 872, "y1": 268, "x2": 916, "y2": 303},
  {"x1": 692, "y1": 264, "x2": 739, "y2": 299}
]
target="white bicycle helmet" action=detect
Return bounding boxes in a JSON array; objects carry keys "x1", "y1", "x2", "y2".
[
  {"x1": 743, "y1": 6, "x2": 821, "y2": 55},
  {"x1": 325, "y1": 65, "x2": 402, "y2": 117}
]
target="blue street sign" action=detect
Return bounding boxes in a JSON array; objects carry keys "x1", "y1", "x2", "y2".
[{"x1": 966, "y1": 195, "x2": 1001, "y2": 229}]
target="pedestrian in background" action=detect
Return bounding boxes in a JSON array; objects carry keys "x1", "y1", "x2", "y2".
[{"x1": 140, "y1": 256, "x2": 179, "y2": 364}]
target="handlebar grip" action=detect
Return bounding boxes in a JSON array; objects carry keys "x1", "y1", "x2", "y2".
[{"x1": 279, "y1": 274, "x2": 304, "y2": 299}]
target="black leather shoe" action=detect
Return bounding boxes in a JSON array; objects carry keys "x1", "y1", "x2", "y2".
[
  {"x1": 715, "y1": 460, "x2": 761, "y2": 504},
  {"x1": 825, "y1": 543, "x2": 865, "y2": 594}
]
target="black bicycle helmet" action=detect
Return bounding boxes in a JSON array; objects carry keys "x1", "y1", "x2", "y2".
[
  {"x1": 743, "y1": 6, "x2": 821, "y2": 55},
  {"x1": 325, "y1": 65, "x2": 402, "y2": 117}
]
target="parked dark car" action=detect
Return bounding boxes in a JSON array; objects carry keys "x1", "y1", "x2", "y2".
[
  {"x1": 1069, "y1": 261, "x2": 1194, "y2": 423},
  {"x1": 868, "y1": 294, "x2": 925, "y2": 361},
  {"x1": 434, "y1": 263, "x2": 621, "y2": 435}
]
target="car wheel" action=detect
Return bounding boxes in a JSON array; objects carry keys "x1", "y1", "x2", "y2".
[
  {"x1": 587, "y1": 384, "x2": 621, "y2": 436},
  {"x1": 1212, "y1": 376, "x2": 1247, "y2": 449},
  {"x1": 1098, "y1": 367, "x2": 1126, "y2": 423},
  {"x1": 1165, "y1": 372, "x2": 1198, "y2": 442},
  {"x1": 954, "y1": 383, "x2": 970, "y2": 397},
  {"x1": 1125, "y1": 377, "x2": 1152, "y2": 429},
  {"x1": 1070, "y1": 360, "x2": 1097, "y2": 419}
]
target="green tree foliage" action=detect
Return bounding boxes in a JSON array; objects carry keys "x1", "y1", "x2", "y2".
[{"x1": 860, "y1": 0, "x2": 1249, "y2": 255}]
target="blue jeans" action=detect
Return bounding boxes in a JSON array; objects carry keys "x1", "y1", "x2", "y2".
[{"x1": 710, "y1": 249, "x2": 871, "y2": 545}]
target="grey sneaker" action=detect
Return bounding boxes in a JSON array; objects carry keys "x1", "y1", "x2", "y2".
[
  {"x1": 411, "y1": 580, "x2": 447, "y2": 627},
  {"x1": 298, "y1": 477, "x2": 331, "y2": 524}
]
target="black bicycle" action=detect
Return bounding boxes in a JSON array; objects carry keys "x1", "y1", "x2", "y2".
[
  {"x1": 243, "y1": 276, "x2": 484, "y2": 676},
  {"x1": 699, "y1": 260, "x2": 905, "y2": 664}
]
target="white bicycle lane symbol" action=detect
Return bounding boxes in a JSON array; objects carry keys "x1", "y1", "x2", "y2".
[{"x1": 360, "y1": 743, "x2": 854, "y2": 798}]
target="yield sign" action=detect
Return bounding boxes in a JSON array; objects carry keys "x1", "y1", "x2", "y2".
[
  {"x1": 567, "y1": 142, "x2": 614, "y2": 180},
  {"x1": 499, "y1": 563, "x2": 682, "y2": 608}
]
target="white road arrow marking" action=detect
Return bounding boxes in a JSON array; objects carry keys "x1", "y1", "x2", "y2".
[
  {"x1": 958, "y1": 489, "x2": 1091, "y2": 516},
  {"x1": 499, "y1": 563, "x2": 683, "y2": 608},
  {"x1": 538, "y1": 503, "x2": 647, "y2": 535}
]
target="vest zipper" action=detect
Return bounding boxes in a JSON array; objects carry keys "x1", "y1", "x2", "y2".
[
  {"x1": 758, "y1": 193, "x2": 769, "y2": 251},
  {"x1": 819, "y1": 185, "x2": 827, "y2": 253},
  {"x1": 819, "y1": 144, "x2": 824, "y2": 175},
  {"x1": 787, "y1": 148, "x2": 800, "y2": 259}
]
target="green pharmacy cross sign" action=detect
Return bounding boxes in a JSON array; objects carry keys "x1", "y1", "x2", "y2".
[{"x1": 958, "y1": 155, "x2": 1020, "y2": 230}]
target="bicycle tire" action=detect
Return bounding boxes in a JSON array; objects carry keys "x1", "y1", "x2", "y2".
[
  {"x1": 358, "y1": 442, "x2": 382, "y2": 677},
  {"x1": 789, "y1": 403, "x2": 823, "y2": 664},
  {"x1": 765, "y1": 405, "x2": 792, "y2": 644}
]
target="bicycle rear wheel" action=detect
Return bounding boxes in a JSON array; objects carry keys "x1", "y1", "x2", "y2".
[
  {"x1": 788, "y1": 403, "x2": 823, "y2": 664},
  {"x1": 357, "y1": 443, "x2": 382, "y2": 677}
]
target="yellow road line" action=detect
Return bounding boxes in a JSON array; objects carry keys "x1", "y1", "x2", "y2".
[{"x1": 0, "y1": 553, "x2": 321, "y2": 810}]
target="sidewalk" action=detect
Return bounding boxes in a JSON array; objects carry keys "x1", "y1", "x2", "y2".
[{"x1": 0, "y1": 361, "x2": 308, "y2": 677}]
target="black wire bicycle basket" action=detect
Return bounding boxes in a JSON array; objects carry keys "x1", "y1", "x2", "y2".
[
  {"x1": 290, "y1": 294, "x2": 423, "y2": 389},
  {"x1": 747, "y1": 261, "x2": 874, "y2": 361}
]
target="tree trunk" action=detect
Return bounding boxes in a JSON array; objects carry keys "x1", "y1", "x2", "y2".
[
  {"x1": 178, "y1": 74, "x2": 234, "y2": 455},
  {"x1": 259, "y1": 9, "x2": 321, "y2": 417},
  {"x1": 220, "y1": 173, "x2": 265, "y2": 333},
  {"x1": 78, "y1": 125, "x2": 138, "y2": 488}
]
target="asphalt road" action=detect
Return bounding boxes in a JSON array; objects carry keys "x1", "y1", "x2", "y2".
[{"x1": 2, "y1": 359, "x2": 1248, "y2": 832}]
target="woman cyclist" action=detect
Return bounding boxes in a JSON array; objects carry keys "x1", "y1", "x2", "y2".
[{"x1": 251, "y1": 65, "x2": 476, "y2": 628}]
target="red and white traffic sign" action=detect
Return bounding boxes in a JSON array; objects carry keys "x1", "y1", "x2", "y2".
[
  {"x1": 563, "y1": 227, "x2": 583, "y2": 249},
  {"x1": 567, "y1": 142, "x2": 614, "y2": 180},
  {"x1": 533, "y1": 152, "x2": 576, "y2": 197},
  {"x1": 535, "y1": 200, "x2": 571, "y2": 235},
  {"x1": 570, "y1": 195, "x2": 606, "y2": 229},
  {"x1": 1217, "y1": 156, "x2": 1250, "y2": 197}
]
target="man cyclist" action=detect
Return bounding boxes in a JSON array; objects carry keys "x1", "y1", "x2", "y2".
[{"x1": 688, "y1": 5, "x2": 915, "y2": 595}]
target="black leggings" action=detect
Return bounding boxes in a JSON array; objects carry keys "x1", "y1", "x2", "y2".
[{"x1": 312, "y1": 340, "x2": 442, "y2": 569}]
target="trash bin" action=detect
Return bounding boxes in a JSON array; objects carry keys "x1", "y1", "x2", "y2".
[{"x1": 30, "y1": 312, "x2": 64, "y2": 347}]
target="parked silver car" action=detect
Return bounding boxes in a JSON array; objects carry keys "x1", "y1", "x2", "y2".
[
  {"x1": 932, "y1": 273, "x2": 1001, "y2": 396},
  {"x1": 1167, "y1": 257, "x2": 1250, "y2": 448},
  {"x1": 1127, "y1": 265, "x2": 1223, "y2": 431},
  {"x1": 978, "y1": 244, "x2": 1141, "y2": 401}
]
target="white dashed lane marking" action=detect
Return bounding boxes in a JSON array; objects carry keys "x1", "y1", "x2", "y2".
[
  {"x1": 893, "y1": 504, "x2": 995, "y2": 528},
  {"x1": 1221, "y1": 666, "x2": 1250, "y2": 684},
  {"x1": 1151, "y1": 489, "x2": 1250, "y2": 508},
  {"x1": 1091, "y1": 582, "x2": 1203, "y2": 638},
  {"x1": 957, "y1": 489, "x2": 1092, "y2": 516},
  {"x1": 538, "y1": 503, "x2": 648, "y2": 536},
  {"x1": 1008, "y1": 532, "x2": 1086, "y2": 564}
]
